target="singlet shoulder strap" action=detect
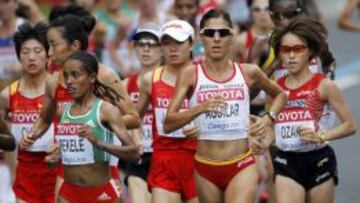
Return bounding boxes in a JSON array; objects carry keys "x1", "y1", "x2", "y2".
[
  {"x1": 152, "y1": 67, "x2": 163, "y2": 83},
  {"x1": 262, "y1": 47, "x2": 275, "y2": 70},
  {"x1": 9, "y1": 80, "x2": 20, "y2": 96}
]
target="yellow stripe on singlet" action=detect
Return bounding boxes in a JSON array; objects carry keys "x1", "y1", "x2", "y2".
[
  {"x1": 262, "y1": 47, "x2": 275, "y2": 70},
  {"x1": 9, "y1": 80, "x2": 19, "y2": 96},
  {"x1": 152, "y1": 67, "x2": 163, "y2": 82},
  {"x1": 195, "y1": 150, "x2": 252, "y2": 166}
]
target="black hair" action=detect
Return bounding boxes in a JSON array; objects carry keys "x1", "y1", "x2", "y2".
[
  {"x1": 13, "y1": 22, "x2": 49, "y2": 59},
  {"x1": 174, "y1": 0, "x2": 200, "y2": 7},
  {"x1": 66, "y1": 51, "x2": 123, "y2": 104},
  {"x1": 49, "y1": 15, "x2": 95, "y2": 51},
  {"x1": 269, "y1": 0, "x2": 306, "y2": 13},
  {"x1": 270, "y1": 17, "x2": 328, "y2": 64},
  {"x1": 200, "y1": 9, "x2": 233, "y2": 29},
  {"x1": 49, "y1": 4, "x2": 93, "y2": 23}
]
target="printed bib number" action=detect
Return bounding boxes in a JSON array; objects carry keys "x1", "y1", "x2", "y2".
[
  {"x1": 12, "y1": 124, "x2": 54, "y2": 152},
  {"x1": 154, "y1": 107, "x2": 185, "y2": 138},
  {"x1": 198, "y1": 101, "x2": 245, "y2": 133},
  {"x1": 275, "y1": 120, "x2": 316, "y2": 151},
  {"x1": 56, "y1": 123, "x2": 94, "y2": 165},
  {"x1": 142, "y1": 124, "x2": 153, "y2": 152}
]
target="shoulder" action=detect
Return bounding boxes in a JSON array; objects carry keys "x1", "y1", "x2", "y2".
[
  {"x1": 239, "y1": 63, "x2": 261, "y2": 77},
  {"x1": 0, "y1": 86, "x2": 10, "y2": 108},
  {"x1": 46, "y1": 73, "x2": 58, "y2": 96},
  {"x1": 100, "y1": 99, "x2": 121, "y2": 119}
]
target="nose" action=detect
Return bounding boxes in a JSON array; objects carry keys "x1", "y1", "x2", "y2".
[
  {"x1": 289, "y1": 51, "x2": 295, "y2": 58},
  {"x1": 29, "y1": 50, "x2": 36, "y2": 60},
  {"x1": 213, "y1": 31, "x2": 221, "y2": 41}
]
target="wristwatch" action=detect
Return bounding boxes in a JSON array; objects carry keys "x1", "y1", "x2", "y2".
[{"x1": 265, "y1": 111, "x2": 277, "y2": 122}]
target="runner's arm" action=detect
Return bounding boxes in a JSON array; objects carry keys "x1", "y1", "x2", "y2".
[
  {"x1": 319, "y1": 79, "x2": 357, "y2": 140},
  {"x1": 95, "y1": 101, "x2": 141, "y2": 162},
  {"x1": 98, "y1": 65, "x2": 141, "y2": 129},
  {"x1": 0, "y1": 116, "x2": 15, "y2": 151}
]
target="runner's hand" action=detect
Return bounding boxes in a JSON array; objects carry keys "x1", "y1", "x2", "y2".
[
  {"x1": 201, "y1": 96, "x2": 228, "y2": 114},
  {"x1": 182, "y1": 123, "x2": 199, "y2": 138},
  {"x1": 45, "y1": 143, "x2": 60, "y2": 163},
  {"x1": 298, "y1": 126, "x2": 324, "y2": 143},
  {"x1": 19, "y1": 131, "x2": 36, "y2": 150},
  {"x1": 249, "y1": 115, "x2": 267, "y2": 139},
  {"x1": 77, "y1": 125, "x2": 98, "y2": 145}
]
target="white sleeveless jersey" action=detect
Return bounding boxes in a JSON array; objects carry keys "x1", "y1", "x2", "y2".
[{"x1": 189, "y1": 63, "x2": 250, "y2": 140}]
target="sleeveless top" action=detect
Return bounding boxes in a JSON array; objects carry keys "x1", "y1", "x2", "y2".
[
  {"x1": 127, "y1": 74, "x2": 153, "y2": 153},
  {"x1": 272, "y1": 60, "x2": 336, "y2": 132},
  {"x1": 57, "y1": 99, "x2": 112, "y2": 165},
  {"x1": 9, "y1": 80, "x2": 53, "y2": 163},
  {"x1": 189, "y1": 62, "x2": 250, "y2": 140},
  {"x1": 275, "y1": 73, "x2": 326, "y2": 152},
  {"x1": 151, "y1": 67, "x2": 197, "y2": 151}
]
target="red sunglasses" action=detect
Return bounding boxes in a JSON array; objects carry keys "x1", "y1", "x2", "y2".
[{"x1": 279, "y1": 44, "x2": 307, "y2": 54}]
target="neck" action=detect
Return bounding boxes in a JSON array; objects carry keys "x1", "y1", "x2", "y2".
[
  {"x1": 287, "y1": 66, "x2": 313, "y2": 87},
  {"x1": 204, "y1": 55, "x2": 230, "y2": 73},
  {"x1": 252, "y1": 25, "x2": 271, "y2": 37},
  {"x1": 141, "y1": 61, "x2": 161, "y2": 72},
  {"x1": 21, "y1": 71, "x2": 47, "y2": 89},
  {"x1": 166, "y1": 60, "x2": 191, "y2": 76},
  {"x1": 74, "y1": 91, "x2": 97, "y2": 108}
]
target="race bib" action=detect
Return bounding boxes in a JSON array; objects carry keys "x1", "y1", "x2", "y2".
[
  {"x1": 275, "y1": 120, "x2": 317, "y2": 151},
  {"x1": 142, "y1": 124, "x2": 153, "y2": 152},
  {"x1": 197, "y1": 101, "x2": 245, "y2": 134},
  {"x1": 12, "y1": 123, "x2": 54, "y2": 152},
  {"x1": 154, "y1": 107, "x2": 185, "y2": 138},
  {"x1": 55, "y1": 123, "x2": 95, "y2": 165}
]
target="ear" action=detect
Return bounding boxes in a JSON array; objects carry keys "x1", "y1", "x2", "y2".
[
  {"x1": 70, "y1": 40, "x2": 81, "y2": 52},
  {"x1": 90, "y1": 72, "x2": 97, "y2": 84}
]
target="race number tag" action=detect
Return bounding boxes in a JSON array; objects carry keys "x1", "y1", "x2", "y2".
[
  {"x1": 55, "y1": 123, "x2": 95, "y2": 165},
  {"x1": 154, "y1": 107, "x2": 185, "y2": 138},
  {"x1": 11, "y1": 113, "x2": 53, "y2": 151},
  {"x1": 275, "y1": 120, "x2": 316, "y2": 151}
]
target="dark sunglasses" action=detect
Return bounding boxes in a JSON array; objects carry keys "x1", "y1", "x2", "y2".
[
  {"x1": 251, "y1": 6, "x2": 269, "y2": 12},
  {"x1": 271, "y1": 8, "x2": 302, "y2": 20},
  {"x1": 279, "y1": 44, "x2": 307, "y2": 54},
  {"x1": 200, "y1": 28, "x2": 233, "y2": 38}
]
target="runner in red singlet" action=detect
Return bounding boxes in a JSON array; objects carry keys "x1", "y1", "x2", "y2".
[
  {"x1": 136, "y1": 19, "x2": 199, "y2": 203},
  {"x1": 0, "y1": 22, "x2": 57, "y2": 203},
  {"x1": 259, "y1": 17, "x2": 357, "y2": 203}
]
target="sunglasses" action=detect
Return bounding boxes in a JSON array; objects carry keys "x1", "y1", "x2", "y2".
[
  {"x1": 200, "y1": 28, "x2": 233, "y2": 38},
  {"x1": 271, "y1": 8, "x2": 302, "y2": 20},
  {"x1": 251, "y1": 6, "x2": 269, "y2": 12},
  {"x1": 279, "y1": 44, "x2": 307, "y2": 54},
  {"x1": 135, "y1": 38, "x2": 160, "y2": 47}
]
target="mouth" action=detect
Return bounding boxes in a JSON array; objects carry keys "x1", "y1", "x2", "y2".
[
  {"x1": 211, "y1": 46, "x2": 222, "y2": 52},
  {"x1": 66, "y1": 87, "x2": 76, "y2": 94},
  {"x1": 141, "y1": 55, "x2": 150, "y2": 60}
]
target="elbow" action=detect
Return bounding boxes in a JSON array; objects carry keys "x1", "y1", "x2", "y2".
[{"x1": 348, "y1": 121, "x2": 358, "y2": 136}]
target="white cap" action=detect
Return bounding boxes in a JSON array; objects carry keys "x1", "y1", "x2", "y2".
[
  {"x1": 132, "y1": 23, "x2": 161, "y2": 41},
  {"x1": 160, "y1": 19, "x2": 195, "y2": 42}
]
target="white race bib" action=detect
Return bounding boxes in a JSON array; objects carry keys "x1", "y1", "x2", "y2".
[
  {"x1": 154, "y1": 107, "x2": 185, "y2": 138},
  {"x1": 197, "y1": 101, "x2": 246, "y2": 134},
  {"x1": 275, "y1": 120, "x2": 317, "y2": 151},
  {"x1": 12, "y1": 124, "x2": 54, "y2": 152},
  {"x1": 142, "y1": 123, "x2": 153, "y2": 152},
  {"x1": 56, "y1": 123, "x2": 95, "y2": 165}
]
